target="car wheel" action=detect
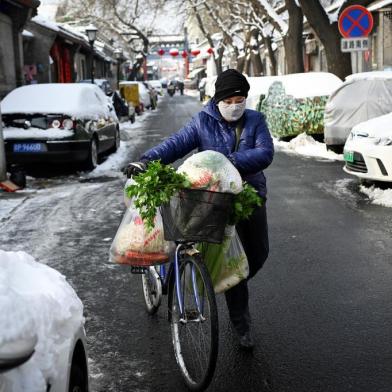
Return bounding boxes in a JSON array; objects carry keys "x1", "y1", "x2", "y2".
[
  {"x1": 84, "y1": 138, "x2": 98, "y2": 170},
  {"x1": 69, "y1": 362, "x2": 87, "y2": 392}
]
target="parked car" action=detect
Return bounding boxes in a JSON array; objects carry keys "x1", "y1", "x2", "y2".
[
  {"x1": 257, "y1": 72, "x2": 342, "y2": 139},
  {"x1": 148, "y1": 80, "x2": 163, "y2": 96},
  {"x1": 343, "y1": 112, "x2": 392, "y2": 182},
  {"x1": 0, "y1": 250, "x2": 88, "y2": 391},
  {"x1": 1, "y1": 83, "x2": 120, "y2": 170},
  {"x1": 79, "y1": 78, "x2": 113, "y2": 96},
  {"x1": 324, "y1": 71, "x2": 392, "y2": 153}
]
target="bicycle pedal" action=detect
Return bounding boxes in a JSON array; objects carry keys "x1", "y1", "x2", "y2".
[{"x1": 131, "y1": 266, "x2": 148, "y2": 274}]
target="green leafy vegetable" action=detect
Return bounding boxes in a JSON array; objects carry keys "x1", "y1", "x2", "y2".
[
  {"x1": 228, "y1": 183, "x2": 263, "y2": 225},
  {"x1": 126, "y1": 161, "x2": 191, "y2": 231},
  {"x1": 126, "y1": 161, "x2": 262, "y2": 231}
]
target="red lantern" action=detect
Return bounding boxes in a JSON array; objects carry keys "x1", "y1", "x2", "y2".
[
  {"x1": 157, "y1": 48, "x2": 165, "y2": 56},
  {"x1": 191, "y1": 49, "x2": 200, "y2": 56},
  {"x1": 207, "y1": 47, "x2": 214, "y2": 55},
  {"x1": 181, "y1": 50, "x2": 188, "y2": 58},
  {"x1": 169, "y1": 48, "x2": 179, "y2": 57}
]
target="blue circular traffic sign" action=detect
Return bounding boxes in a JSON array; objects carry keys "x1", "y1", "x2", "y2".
[{"x1": 338, "y1": 5, "x2": 374, "y2": 38}]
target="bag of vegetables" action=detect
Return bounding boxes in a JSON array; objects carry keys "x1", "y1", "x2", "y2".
[
  {"x1": 109, "y1": 202, "x2": 172, "y2": 267},
  {"x1": 124, "y1": 152, "x2": 263, "y2": 290},
  {"x1": 198, "y1": 226, "x2": 248, "y2": 294}
]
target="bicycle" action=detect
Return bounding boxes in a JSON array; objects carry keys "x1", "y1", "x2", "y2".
[{"x1": 132, "y1": 188, "x2": 234, "y2": 391}]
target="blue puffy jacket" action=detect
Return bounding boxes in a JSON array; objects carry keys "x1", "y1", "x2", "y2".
[{"x1": 141, "y1": 99, "x2": 274, "y2": 197}]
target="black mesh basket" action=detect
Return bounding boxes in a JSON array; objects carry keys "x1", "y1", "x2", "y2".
[{"x1": 160, "y1": 189, "x2": 234, "y2": 244}]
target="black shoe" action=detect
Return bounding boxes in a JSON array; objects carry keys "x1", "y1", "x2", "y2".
[{"x1": 239, "y1": 331, "x2": 254, "y2": 350}]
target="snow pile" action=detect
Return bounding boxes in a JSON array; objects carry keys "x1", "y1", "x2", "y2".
[
  {"x1": 360, "y1": 185, "x2": 392, "y2": 208},
  {"x1": 274, "y1": 133, "x2": 344, "y2": 161},
  {"x1": 0, "y1": 250, "x2": 84, "y2": 391},
  {"x1": 87, "y1": 116, "x2": 150, "y2": 178},
  {"x1": 3, "y1": 127, "x2": 74, "y2": 140},
  {"x1": 1, "y1": 84, "x2": 117, "y2": 121}
]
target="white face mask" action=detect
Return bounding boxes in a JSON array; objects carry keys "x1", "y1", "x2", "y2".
[{"x1": 218, "y1": 100, "x2": 246, "y2": 122}]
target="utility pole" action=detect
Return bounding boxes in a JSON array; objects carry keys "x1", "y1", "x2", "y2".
[{"x1": 0, "y1": 105, "x2": 6, "y2": 181}]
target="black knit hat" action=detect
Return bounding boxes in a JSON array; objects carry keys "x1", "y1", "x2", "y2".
[{"x1": 214, "y1": 69, "x2": 250, "y2": 103}]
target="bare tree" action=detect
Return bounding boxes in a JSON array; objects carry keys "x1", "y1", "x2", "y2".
[
  {"x1": 284, "y1": 0, "x2": 304, "y2": 73},
  {"x1": 57, "y1": 0, "x2": 169, "y2": 79},
  {"x1": 298, "y1": 0, "x2": 374, "y2": 79}
]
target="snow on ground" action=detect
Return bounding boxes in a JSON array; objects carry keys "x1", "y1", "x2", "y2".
[
  {"x1": 185, "y1": 89, "x2": 199, "y2": 98},
  {"x1": 88, "y1": 111, "x2": 154, "y2": 178},
  {"x1": 274, "y1": 133, "x2": 344, "y2": 161},
  {"x1": 360, "y1": 185, "x2": 392, "y2": 207},
  {"x1": 0, "y1": 198, "x2": 28, "y2": 222},
  {"x1": 0, "y1": 250, "x2": 84, "y2": 391}
]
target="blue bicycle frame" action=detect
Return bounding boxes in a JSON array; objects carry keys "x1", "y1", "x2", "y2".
[{"x1": 158, "y1": 243, "x2": 204, "y2": 318}]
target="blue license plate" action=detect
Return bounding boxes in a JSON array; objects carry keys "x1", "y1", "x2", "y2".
[{"x1": 13, "y1": 143, "x2": 47, "y2": 153}]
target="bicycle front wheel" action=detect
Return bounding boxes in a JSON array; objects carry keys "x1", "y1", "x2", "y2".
[{"x1": 169, "y1": 254, "x2": 218, "y2": 391}]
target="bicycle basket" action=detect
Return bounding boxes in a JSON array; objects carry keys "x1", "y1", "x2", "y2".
[{"x1": 160, "y1": 189, "x2": 234, "y2": 244}]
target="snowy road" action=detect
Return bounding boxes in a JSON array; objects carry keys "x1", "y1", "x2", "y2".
[{"x1": 2, "y1": 93, "x2": 392, "y2": 391}]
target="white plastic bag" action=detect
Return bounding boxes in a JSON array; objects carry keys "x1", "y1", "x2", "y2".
[
  {"x1": 109, "y1": 201, "x2": 172, "y2": 266},
  {"x1": 177, "y1": 150, "x2": 243, "y2": 194}
]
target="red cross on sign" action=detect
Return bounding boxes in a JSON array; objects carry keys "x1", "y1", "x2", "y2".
[{"x1": 338, "y1": 5, "x2": 374, "y2": 38}]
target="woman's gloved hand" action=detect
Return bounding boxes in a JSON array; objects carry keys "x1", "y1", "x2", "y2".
[{"x1": 123, "y1": 161, "x2": 147, "y2": 178}]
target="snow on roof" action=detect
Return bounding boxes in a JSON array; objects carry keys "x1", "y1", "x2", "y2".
[
  {"x1": 0, "y1": 250, "x2": 84, "y2": 389},
  {"x1": 246, "y1": 72, "x2": 343, "y2": 109},
  {"x1": 368, "y1": 0, "x2": 392, "y2": 11},
  {"x1": 1, "y1": 84, "x2": 116, "y2": 120},
  {"x1": 22, "y1": 30, "x2": 34, "y2": 38},
  {"x1": 346, "y1": 71, "x2": 392, "y2": 82},
  {"x1": 31, "y1": 14, "x2": 59, "y2": 32}
]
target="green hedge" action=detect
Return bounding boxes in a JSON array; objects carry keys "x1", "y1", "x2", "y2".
[{"x1": 257, "y1": 81, "x2": 328, "y2": 139}]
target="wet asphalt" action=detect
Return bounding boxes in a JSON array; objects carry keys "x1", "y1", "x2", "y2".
[{"x1": 2, "y1": 93, "x2": 392, "y2": 392}]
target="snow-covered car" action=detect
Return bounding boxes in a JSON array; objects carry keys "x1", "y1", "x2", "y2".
[
  {"x1": 0, "y1": 250, "x2": 88, "y2": 392},
  {"x1": 1, "y1": 83, "x2": 120, "y2": 170},
  {"x1": 256, "y1": 72, "x2": 342, "y2": 139},
  {"x1": 324, "y1": 71, "x2": 392, "y2": 153},
  {"x1": 343, "y1": 112, "x2": 392, "y2": 182},
  {"x1": 79, "y1": 78, "x2": 113, "y2": 96},
  {"x1": 148, "y1": 80, "x2": 163, "y2": 96}
]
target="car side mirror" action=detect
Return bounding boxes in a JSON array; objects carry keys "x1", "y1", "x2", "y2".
[{"x1": 0, "y1": 335, "x2": 38, "y2": 374}]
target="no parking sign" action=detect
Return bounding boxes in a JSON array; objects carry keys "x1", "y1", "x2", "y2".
[
  {"x1": 338, "y1": 5, "x2": 374, "y2": 38},
  {"x1": 339, "y1": 5, "x2": 373, "y2": 53}
]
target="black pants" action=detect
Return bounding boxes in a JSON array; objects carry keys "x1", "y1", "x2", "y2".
[{"x1": 224, "y1": 203, "x2": 269, "y2": 334}]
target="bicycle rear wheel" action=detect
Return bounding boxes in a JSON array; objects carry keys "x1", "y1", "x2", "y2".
[
  {"x1": 169, "y1": 254, "x2": 218, "y2": 391},
  {"x1": 142, "y1": 266, "x2": 162, "y2": 314}
]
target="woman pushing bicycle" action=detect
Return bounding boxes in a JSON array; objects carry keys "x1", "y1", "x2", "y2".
[{"x1": 126, "y1": 69, "x2": 274, "y2": 350}]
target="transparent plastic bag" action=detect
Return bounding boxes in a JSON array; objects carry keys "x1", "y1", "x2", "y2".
[
  {"x1": 177, "y1": 150, "x2": 243, "y2": 194},
  {"x1": 109, "y1": 201, "x2": 172, "y2": 266},
  {"x1": 197, "y1": 226, "x2": 249, "y2": 294},
  {"x1": 123, "y1": 178, "x2": 134, "y2": 208}
]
